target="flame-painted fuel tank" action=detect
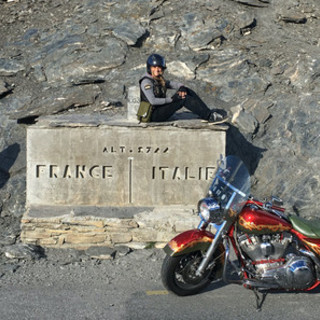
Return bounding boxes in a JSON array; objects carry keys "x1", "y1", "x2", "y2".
[{"x1": 238, "y1": 205, "x2": 292, "y2": 234}]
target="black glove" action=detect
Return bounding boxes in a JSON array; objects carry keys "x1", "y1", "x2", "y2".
[
  {"x1": 178, "y1": 86, "x2": 188, "y2": 93},
  {"x1": 171, "y1": 92, "x2": 182, "y2": 102}
]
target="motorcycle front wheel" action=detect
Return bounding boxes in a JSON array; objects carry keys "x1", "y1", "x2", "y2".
[{"x1": 161, "y1": 250, "x2": 223, "y2": 296}]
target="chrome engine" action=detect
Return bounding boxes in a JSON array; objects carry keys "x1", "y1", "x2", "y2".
[{"x1": 238, "y1": 233, "x2": 316, "y2": 289}]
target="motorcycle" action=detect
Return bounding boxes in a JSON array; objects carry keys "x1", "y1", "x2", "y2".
[{"x1": 161, "y1": 155, "x2": 320, "y2": 309}]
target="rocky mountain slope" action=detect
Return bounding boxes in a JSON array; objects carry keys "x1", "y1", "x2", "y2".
[{"x1": 1, "y1": 0, "x2": 320, "y2": 249}]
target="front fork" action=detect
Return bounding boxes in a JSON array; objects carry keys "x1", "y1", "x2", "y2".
[{"x1": 196, "y1": 220, "x2": 228, "y2": 276}]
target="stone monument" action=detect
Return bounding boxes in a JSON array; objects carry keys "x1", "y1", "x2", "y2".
[
  {"x1": 21, "y1": 88, "x2": 227, "y2": 249},
  {"x1": 27, "y1": 122, "x2": 225, "y2": 207}
]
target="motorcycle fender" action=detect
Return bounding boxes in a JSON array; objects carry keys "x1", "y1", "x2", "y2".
[{"x1": 163, "y1": 229, "x2": 215, "y2": 257}]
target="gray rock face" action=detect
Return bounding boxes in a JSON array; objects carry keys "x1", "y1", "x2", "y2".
[
  {"x1": 43, "y1": 37, "x2": 127, "y2": 84},
  {"x1": 11, "y1": 84, "x2": 101, "y2": 120},
  {"x1": 1, "y1": 0, "x2": 320, "y2": 254},
  {"x1": 112, "y1": 21, "x2": 147, "y2": 46},
  {"x1": 0, "y1": 80, "x2": 11, "y2": 96},
  {"x1": 0, "y1": 58, "x2": 25, "y2": 76}
]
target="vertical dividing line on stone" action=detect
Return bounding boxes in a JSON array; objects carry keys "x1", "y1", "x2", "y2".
[{"x1": 128, "y1": 157, "x2": 134, "y2": 204}]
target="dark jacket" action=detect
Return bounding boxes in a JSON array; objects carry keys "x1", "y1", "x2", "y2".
[{"x1": 139, "y1": 72, "x2": 183, "y2": 106}]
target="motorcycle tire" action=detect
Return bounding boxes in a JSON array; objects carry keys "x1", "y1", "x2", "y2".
[{"x1": 161, "y1": 250, "x2": 221, "y2": 296}]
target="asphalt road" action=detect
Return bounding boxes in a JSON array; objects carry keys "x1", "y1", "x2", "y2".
[{"x1": 0, "y1": 249, "x2": 320, "y2": 320}]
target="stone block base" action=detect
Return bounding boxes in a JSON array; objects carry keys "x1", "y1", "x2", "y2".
[
  {"x1": 23, "y1": 115, "x2": 226, "y2": 249},
  {"x1": 21, "y1": 205, "x2": 199, "y2": 250}
]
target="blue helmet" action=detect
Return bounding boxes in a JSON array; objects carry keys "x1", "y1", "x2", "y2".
[{"x1": 146, "y1": 54, "x2": 166, "y2": 74}]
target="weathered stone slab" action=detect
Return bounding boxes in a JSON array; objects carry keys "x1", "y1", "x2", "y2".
[
  {"x1": 127, "y1": 86, "x2": 140, "y2": 122},
  {"x1": 27, "y1": 120, "x2": 225, "y2": 207}
]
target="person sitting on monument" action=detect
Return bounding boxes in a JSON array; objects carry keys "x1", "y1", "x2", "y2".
[{"x1": 138, "y1": 53, "x2": 228, "y2": 123}]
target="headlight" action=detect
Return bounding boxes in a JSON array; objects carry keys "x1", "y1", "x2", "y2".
[{"x1": 198, "y1": 198, "x2": 224, "y2": 224}]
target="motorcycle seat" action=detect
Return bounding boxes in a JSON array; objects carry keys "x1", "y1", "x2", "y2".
[{"x1": 289, "y1": 215, "x2": 320, "y2": 239}]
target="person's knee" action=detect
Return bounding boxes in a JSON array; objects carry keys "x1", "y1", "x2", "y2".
[
  {"x1": 185, "y1": 95, "x2": 196, "y2": 105},
  {"x1": 185, "y1": 87, "x2": 196, "y2": 96}
]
